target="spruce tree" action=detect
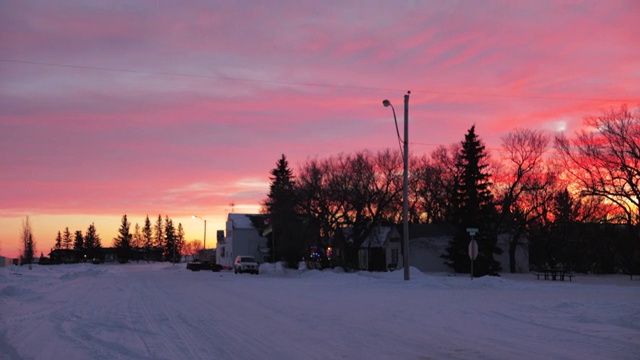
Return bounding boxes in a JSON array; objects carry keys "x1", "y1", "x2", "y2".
[
  {"x1": 163, "y1": 216, "x2": 177, "y2": 262},
  {"x1": 55, "y1": 231, "x2": 62, "y2": 250},
  {"x1": 264, "y1": 154, "x2": 304, "y2": 268},
  {"x1": 154, "y1": 215, "x2": 164, "y2": 251},
  {"x1": 132, "y1": 223, "x2": 143, "y2": 249},
  {"x1": 62, "y1": 227, "x2": 72, "y2": 250},
  {"x1": 176, "y1": 223, "x2": 185, "y2": 263},
  {"x1": 84, "y1": 223, "x2": 102, "y2": 261},
  {"x1": 73, "y1": 230, "x2": 83, "y2": 251},
  {"x1": 114, "y1": 214, "x2": 132, "y2": 263},
  {"x1": 143, "y1": 215, "x2": 153, "y2": 261},
  {"x1": 444, "y1": 125, "x2": 501, "y2": 276}
]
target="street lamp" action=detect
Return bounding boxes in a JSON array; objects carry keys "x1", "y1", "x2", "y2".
[
  {"x1": 382, "y1": 91, "x2": 410, "y2": 281},
  {"x1": 192, "y1": 215, "x2": 207, "y2": 250}
]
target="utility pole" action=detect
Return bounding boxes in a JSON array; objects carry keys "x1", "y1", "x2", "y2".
[
  {"x1": 402, "y1": 91, "x2": 410, "y2": 281},
  {"x1": 383, "y1": 91, "x2": 411, "y2": 281}
]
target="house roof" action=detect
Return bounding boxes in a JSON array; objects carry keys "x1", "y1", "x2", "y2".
[
  {"x1": 360, "y1": 226, "x2": 399, "y2": 248},
  {"x1": 228, "y1": 213, "x2": 257, "y2": 229}
]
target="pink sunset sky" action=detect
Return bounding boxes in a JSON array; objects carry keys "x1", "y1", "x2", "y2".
[{"x1": 1, "y1": 0, "x2": 638, "y2": 258}]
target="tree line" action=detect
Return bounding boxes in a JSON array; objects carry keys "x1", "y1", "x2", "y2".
[
  {"x1": 36, "y1": 215, "x2": 186, "y2": 264},
  {"x1": 264, "y1": 105, "x2": 640, "y2": 275}
]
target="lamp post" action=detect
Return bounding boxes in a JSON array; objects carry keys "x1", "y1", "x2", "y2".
[
  {"x1": 192, "y1": 215, "x2": 207, "y2": 250},
  {"x1": 382, "y1": 91, "x2": 410, "y2": 281}
]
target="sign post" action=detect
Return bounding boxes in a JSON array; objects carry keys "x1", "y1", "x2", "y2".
[{"x1": 466, "y1": 228, "x2": 479, "y2": 279}]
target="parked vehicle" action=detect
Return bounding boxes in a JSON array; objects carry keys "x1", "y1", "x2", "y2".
[
  {"x1": 187, "y1": 249, "x2": 222, "y2": 272},
  {"x1": 234, "y1": 256, "x2": 259, "y2": 274},
  {"x1": 186, "y1": 259, "x2": 222, "y2": 272}
]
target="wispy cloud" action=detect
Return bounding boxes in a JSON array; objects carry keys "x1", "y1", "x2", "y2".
[{"x1": 1, "y1": 0, "x2": 638, "y2": 256}]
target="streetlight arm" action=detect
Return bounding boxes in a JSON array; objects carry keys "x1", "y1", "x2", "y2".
[
  {"x1": 383, "y1": 100, "x2": 403, "y2": 159},
  {"x1": 192, "y1": 215, "x2": 207, "y2": 250}
]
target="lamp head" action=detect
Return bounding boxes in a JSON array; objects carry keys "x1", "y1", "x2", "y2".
[{"x1": 382, "y1": 99, "x2": 391, "y2": 107}]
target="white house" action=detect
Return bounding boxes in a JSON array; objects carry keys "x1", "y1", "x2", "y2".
[
  {"x1": 408, "y1": 224, "x2": 530, "y2": 273},
  {"x1": 409, "y1": 224, "x2": 456, "y2": 273},
  {"x1": 358, "y1": 226, "x2": 403, "y2": 271},
  {"x1": 216, "y1": 213, "x2": 269, "y2": 269}
]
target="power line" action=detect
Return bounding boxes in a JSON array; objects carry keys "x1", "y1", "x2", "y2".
[
  {"x1": 1, "y1": 58, "x2": 637, "y2": 103},
  {"x1": 0, "y1": 58, "x2": 398, "y2": 93}
]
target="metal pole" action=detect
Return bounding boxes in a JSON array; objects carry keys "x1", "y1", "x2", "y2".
[
  {"x1": 470, "y1": 234, "x2": 474, "y2": 279},
  {"x1": 403, "y1": 91, "x2": 410, "y2": 281},
  {"x1": 204, "y1": 219, "x2": 207, "y2": 250}
]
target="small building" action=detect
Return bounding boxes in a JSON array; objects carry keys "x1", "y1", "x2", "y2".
[
  {"x1": 0, "y1": 255, "x2": 12, "y2": 267},
  {"x1": 217, "y1": 213, "x2": 269, "y2": 269},
  {"x1": 49, "y1": 249, "x2": 83, "y2": 264},
  {"x1": 358, "y1": 226, "x2": 403, "y2": 271},
  {"x1": 408, "y1": 224, "x2": 530, "y2": 273},
  {"x1": 408, "y1": 224, "x2": 456, "y2": 273}
]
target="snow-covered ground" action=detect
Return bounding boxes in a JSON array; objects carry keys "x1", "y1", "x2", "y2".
[{"x1": 1, "y1": 263, "x2": 638, "y2": 360}]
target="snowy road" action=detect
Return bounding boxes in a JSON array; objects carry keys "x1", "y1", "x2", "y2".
[{"x1": 2, "y1": 263, "x2": 639, "y2": 360}]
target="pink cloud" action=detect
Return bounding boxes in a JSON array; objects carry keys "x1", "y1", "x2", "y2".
[{"x1": 1, "y1": 0, "x2": 638, "y2": 256}]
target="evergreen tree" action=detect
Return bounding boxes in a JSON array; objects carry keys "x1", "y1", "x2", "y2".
[
  {"x1": 444, "y1": 125, "x2": 501, "y2": 276},
  {"x1": 143, "y1": 215, "x2": 153, "y2": 261},
  {"x1": 142, "y1": 215, "x2": 153, "y2": 249},
  {"x1": 176, "y1": 223, "x2": 185, "y2": 263},
  {"x1": 163, "y1": 216, "x2": 177, "y2": 262},
  {"x1": 62, "y1": 227, "x2": 72, "y2": 250},
  {"x1": 73, "y1": 230, "x2": 84, "y2": 251},
  {"x1": 114, "y1": 214, "x2": 132, "y2": 263},
  {"x1": 263, "y1": 154, "x2": 305, "y2": 268},
  {"x1": 132, "y1": 223, "x2": 143, "y2": 249},
  {"x1": 84, "y1": 223, "x2": 102, "y2": 261},
  {"x1": 55, "y1": 231, "x2": 62, "y2": 250},
  {"x1": 154, "y1": 215, "x2": 164, "y2": 250}
]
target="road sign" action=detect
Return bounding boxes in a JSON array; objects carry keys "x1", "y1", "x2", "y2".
[{"x1": 468, "y1": 239, "x2": 478, "y2": 260}]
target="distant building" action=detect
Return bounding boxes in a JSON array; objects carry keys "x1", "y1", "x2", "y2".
[
  {"x1": 0, "y1": 255, "x2": 12, "y2": 267},
  {"x1": 216, "y1": 213, "x2": 269, "y2": 269},
  {"x1": 49, "y1": 249, "x2": 83, "y2": 264}
]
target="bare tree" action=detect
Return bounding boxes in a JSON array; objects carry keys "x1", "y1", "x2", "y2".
[
  {"x1": 496, "y1": 128, "x2": 556, "y2": 272},
  {"x1": 412, "y1": 144, "x2": 460, "y2": 224},
  {"x1": 555, "y1": 105, "x2": 640, "y2": 225},
  {"x1": 184, "y1": 240, "x2": 203, "y2": 259},
  {"x1": 20, "y1": 216, "x2": 36, "y2": 266},
  {"x1": 295, "y1": 150, "x2": 403, "y2": 268},
  {"x1": 324, "y1": 150, "x2": 402, "y2": 245},
  {"x1": 297, "y1": 158, "x2": 339, "y2": 239}
]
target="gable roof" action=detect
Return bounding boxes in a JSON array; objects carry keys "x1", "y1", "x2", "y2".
[{"x1": 360, "y1": 226, "x2": 400, "y2": 248}]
